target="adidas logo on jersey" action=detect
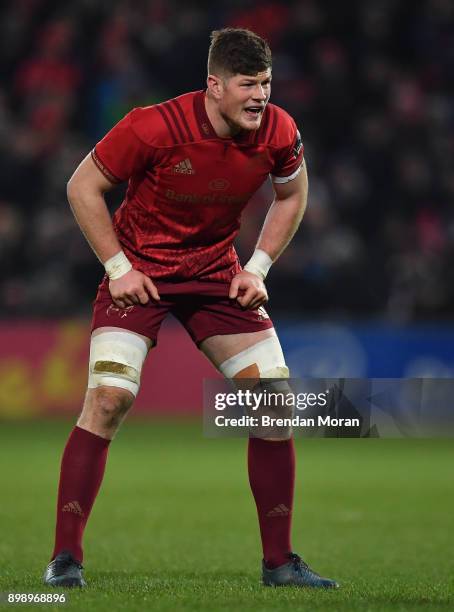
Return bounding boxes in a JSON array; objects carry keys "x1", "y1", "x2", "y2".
[{"x1": 173, "y1": 158, "x2": 195, "y2": 175}]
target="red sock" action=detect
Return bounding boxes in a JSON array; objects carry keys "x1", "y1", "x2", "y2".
[
  {"x1": 248, "y1": 437, "x2": 295, "y2": 568},
  {"x1": 51, "y1": 426, "x2": 111, "y2": 563}
]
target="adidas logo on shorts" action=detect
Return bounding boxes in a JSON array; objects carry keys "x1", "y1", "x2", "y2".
[{"x1": 257, "y1": 306, "x2": 269, "y2": 320}]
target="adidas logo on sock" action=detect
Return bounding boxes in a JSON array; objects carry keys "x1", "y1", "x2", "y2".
[
  {"x1": 173, "y1": 158, "x2": 195, "y2": 175},
  {"x1": 62, "y1": 501, "x2": 84, "y2": 517},
  {"x1": 266, "y1": 504, "x2": 291, "y2": 517}
]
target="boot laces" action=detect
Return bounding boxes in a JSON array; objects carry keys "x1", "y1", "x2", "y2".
[
  {"x1": 53, "y1": 552, "x2": 83, "y2": 571},
  {"x1": 288, "y1": 553, "x2": 311, "y2": 575}
]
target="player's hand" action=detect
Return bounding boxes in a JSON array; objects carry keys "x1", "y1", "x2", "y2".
[
  {"x1": 109, "y1": 269, "x2": 160, "y2": 309},
  {"x1": 229, "y1": 271, "x2": 268, "y2": 310}
]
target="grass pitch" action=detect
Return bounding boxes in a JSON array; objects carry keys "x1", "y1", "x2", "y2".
[{"x1": 0, "y1": 420, "x2": 453, "y2": 611}]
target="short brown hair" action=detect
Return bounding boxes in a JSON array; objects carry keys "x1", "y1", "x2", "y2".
[{"x1": 208, "y1": 28, "x2": 272, "y2": 77}]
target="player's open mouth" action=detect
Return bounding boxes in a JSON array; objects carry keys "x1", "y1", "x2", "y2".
[{"x1": 244, "y1": 106, "x2": 263, "y2": 119}]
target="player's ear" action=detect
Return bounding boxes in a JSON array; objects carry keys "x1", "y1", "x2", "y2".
[{"x1": 207, "y1": 74, "x2": 223, "y2": 100}]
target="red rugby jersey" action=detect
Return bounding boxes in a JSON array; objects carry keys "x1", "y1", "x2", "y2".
[{"x1": 92, "y1": 90, "x2": 304, "y2": 283}]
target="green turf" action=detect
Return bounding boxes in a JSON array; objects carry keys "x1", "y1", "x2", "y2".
[{"x1": 0, "y1": 420, "x2": 453, "y2": 611}]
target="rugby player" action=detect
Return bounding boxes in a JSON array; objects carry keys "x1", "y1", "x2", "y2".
[{"x1": 43, "y1": 27, "x2": 338, "y2": 589}]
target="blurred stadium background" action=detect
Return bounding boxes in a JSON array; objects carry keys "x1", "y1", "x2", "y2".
[{"x1": 0, "y1": 3, "x2": 453, "y2": 609}]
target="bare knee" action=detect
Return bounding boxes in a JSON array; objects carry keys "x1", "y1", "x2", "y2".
[
  {"x1": 96, "y1": 386, "x2": 133, "y2": 423},
  {"x1": 78, "y1": 386, "x2": 134, "y2": 438}
]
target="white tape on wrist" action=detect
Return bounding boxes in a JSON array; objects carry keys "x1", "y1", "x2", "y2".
[
  {"x1": 104, "y1": 251, "x2": 132, "y2": 280},
  {"x1": 243, "y1": 249, "x2": 273, "y2": 280}
]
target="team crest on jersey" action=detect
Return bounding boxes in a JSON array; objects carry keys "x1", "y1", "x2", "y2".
[
  {"x1": 293, "y1": 130, "x2": 303, "y2": 158},
  {"x1": 173, "y1": 158, "x2": 195, "y2": 175},
  {"x1": 208, "y1": 178, "x2": 230, "y2": 191}
]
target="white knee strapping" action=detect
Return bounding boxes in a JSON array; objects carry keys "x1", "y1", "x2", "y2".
[
  {"x1": 218, "y1": 335, "x2": 289, "y2": 379},
  {"x1": 87, "y1": 331, "x2": 148, "y2": 397}
]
